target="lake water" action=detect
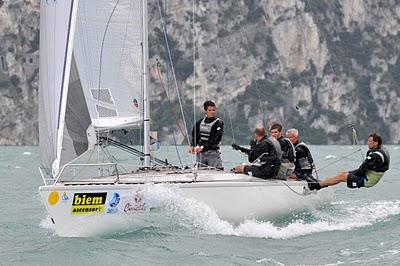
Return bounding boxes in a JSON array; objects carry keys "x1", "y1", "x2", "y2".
[{"x1": 1, "y1": 145, "x2": 399, "y2": 265}]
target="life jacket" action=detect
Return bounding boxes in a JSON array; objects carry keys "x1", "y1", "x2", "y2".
[
  {"x1": 366, "y1": 146, "x2": 390, "y2": 173},
  {"x1": 364, "y1": 146, "x2": 390, "y2": 188},
  {"x1": 199, "y1": 117, "x2": 220, "y2": 146},
  {"x1": 295, "y1": 142, "x2": 314, "y2": 170},
  {"x1": 254, "y1": 137, "x2": 282, "y2": 166},
  {"x1": 279, "y1": 137, "x2": 296, "y2": 163},
  {"x1": 268, "y1": 137, "x2": 282, "y2": 161}
]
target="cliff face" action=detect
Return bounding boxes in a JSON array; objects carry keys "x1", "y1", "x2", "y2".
[
  {"x1": 0, "y1": 0, "x2": 39, "y2": 145},
  {"x1": 149, "y1": 0, "x2": 400, "y2": 144},
  {"x1": 1, "y1": 0, "x2": 399, "y2": 145}
]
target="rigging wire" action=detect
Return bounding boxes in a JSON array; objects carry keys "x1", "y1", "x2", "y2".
[
  {"x1": 316, "y1": 148, "x2": 362, "y2": 172},
  {"x1": 156, "y1": 0, "x2": 191, "y2": 146},
  {"x1": 160, "y1": 0, "x2": 184, "y2": 168},
  {"x1": 214, "y1": 1, "x2": 236, "y2": 144},
  {"x1": 304, "y1": 0, "x2": 337, "y2": 80},
  {"x1": 224, "y1": 75, "x2": 236, "y2": 143},
  {"x1": 155, "y1": 62, "x2": 184, "y2": 167},
  {"x1": 115, "y1": 0, "x2": 134, "y2": 91},
  {"x1": 302, "y1": 1, "x2": 339, "y2": 144},
  {"x1": 316, "y1": 125, "x2": 363, "y2": 173},
  {"x1": 192, "y1": 0, "x2": 196, "y2": 150},
  {"x1": 95, "y1": 0, "x2": 121, "y2": 166},
  {"x1": 259, "y1": 2, "x2": 299, "y2": 127},
  {"x1": 236, "y1": 1, "x2": 266, "y2": 128},
  {"x1": 97, "y1": 0, "x2": 120, "y2": 94}
]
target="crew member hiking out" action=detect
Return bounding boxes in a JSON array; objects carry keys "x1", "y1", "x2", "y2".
[
  {"x1": 309, "y1": 133, "x2": 390, "y2": 190},
  {"x1": 189, "y1": 100, "x2": 224, "y2": 169}
]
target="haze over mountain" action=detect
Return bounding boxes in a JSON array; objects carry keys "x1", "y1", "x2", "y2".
[{"x1": 1, "y1": 0, "x2": 399, "y2": 145}]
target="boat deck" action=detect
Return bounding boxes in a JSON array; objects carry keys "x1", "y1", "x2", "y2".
[{"x1": 54, "y1": 168, "x2": 301, "y2": 186}]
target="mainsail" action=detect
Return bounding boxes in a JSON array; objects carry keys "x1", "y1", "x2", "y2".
[
  {"x1": 73, "y1": 0, "x2": 144, "y2": 130},
  {"x1": 39, "y1": 0, "x2": 147, "y2": 176}
]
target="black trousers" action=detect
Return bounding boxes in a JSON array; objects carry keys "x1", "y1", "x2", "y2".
[{"x1": 243, "y1": 164, "x2": 279, "y2": 179}]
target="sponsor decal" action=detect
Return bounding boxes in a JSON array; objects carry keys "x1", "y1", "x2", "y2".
[
  {"x1": 62, "y1": 192, "x2": 69, "y2": 201},
  {"x1": 71, "y1": 192, "x2": 107, "y2": 214},
  {"x1": 132, "y1": 98, "x2": 139, "y2": 108},
  {"x1": 48, "y1": 191, "x2": 59, "y2": 205},
  {"x1": 107, "y1": 192, "x2": 120, "y2": 214},
  {"x1": 124, "y1": 190, "x2": 145, "y2": 212}
]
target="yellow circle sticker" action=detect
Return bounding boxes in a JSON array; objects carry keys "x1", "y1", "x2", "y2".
[{"x1": 48, "y1": 191, "x2": 59, "y2": 205}]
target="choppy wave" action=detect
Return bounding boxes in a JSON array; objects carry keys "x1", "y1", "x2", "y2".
[{"x1": 140, "y1": 185, "x2": 400, "y2": 239}]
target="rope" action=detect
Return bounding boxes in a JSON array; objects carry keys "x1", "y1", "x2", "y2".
[
  {"x1": 304, "y1": 0, "x2": 337, "y2": 81},
  {"x1": 349, "y1": 124, "x2": 364, "y2": 161},
  {"x1": 155, "y1": 62, "x2": 184, "y2": 167},
  {"x1": 256, "y1": 3, "x2": 301, "y2": 125},
  {"x1": 282, "y1": 181, "x2": 310, "y2": 196},
  {"x1": 236, "y1": 1, "x2": 266, "y2": 127},
  {"x1": 155, "y1": 62, "x2": 188, "y2": 139},
  {"x1": 212, "y1": 2, "x2": 236, "y2": 143},
  {"x1": 219, "y1": 46, "x2": 236, "y2": 143},
  {"x1": 316, "y1": 148, "x2": 362, "y2": 172},
  {"x1": 226, "y1": 100, "x2": 236, "y2": 143},
  {"x1": 156, "y1": 0, "x2": 191, "y2": 146},
  {"x1": 97, "y1": 0, "x2": 120, "y2": 94}
]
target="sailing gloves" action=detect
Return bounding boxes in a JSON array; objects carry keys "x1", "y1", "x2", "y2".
[{"x1": 232, "y1": 143, "x2": 246, "y2": 153}]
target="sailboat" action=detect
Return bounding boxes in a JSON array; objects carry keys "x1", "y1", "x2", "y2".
[{"x1": 38, "y1": 0, "x2": 333, "y2": 237}]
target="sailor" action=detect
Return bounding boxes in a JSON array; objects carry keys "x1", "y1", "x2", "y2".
[
  {"x1": 309, "y1": 133, "x2": 390, "y2": 190},
  {"x1": 270, "y1": 123, "x2": 296, "y2": 179},
  {"x1": 286, "y1": 128, "x2": 318, "y2": 182},
  {"x1": 232, "y1": 126, "x2": 282, "y2": 179},
  {"x1": 189, "y1": 100, "x2": 224, "y2": 169}
]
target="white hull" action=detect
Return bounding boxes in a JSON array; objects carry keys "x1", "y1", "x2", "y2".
[{"x1": 39, "y1": 170, "x2": 333, "y2": 237}]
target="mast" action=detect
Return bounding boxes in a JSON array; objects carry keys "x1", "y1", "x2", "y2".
[{"x1": 142, "y1": 0, "x2": 151, "y2": 167}]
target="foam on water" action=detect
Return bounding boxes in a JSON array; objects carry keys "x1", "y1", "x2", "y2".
[
  {"x1": 324, "y1": 154, "x2": 337, "y2": 159},
  {"x1": 255, "y1": 257, "x2": 285, "y2": 265},
  {"x1": 140, "y1": 185, "x2": 400, "y2": 239},
  {"x1": 39, "y1": 215, "x2": 55, "y2": 231}
]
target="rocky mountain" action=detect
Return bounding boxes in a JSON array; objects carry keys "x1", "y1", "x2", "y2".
[
  {"x1": 1, "y1": 0, "x2": 399, "y2": 145},
  {"x1": 0, "y1": 0, "x2": 39, "y2": 145}
]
